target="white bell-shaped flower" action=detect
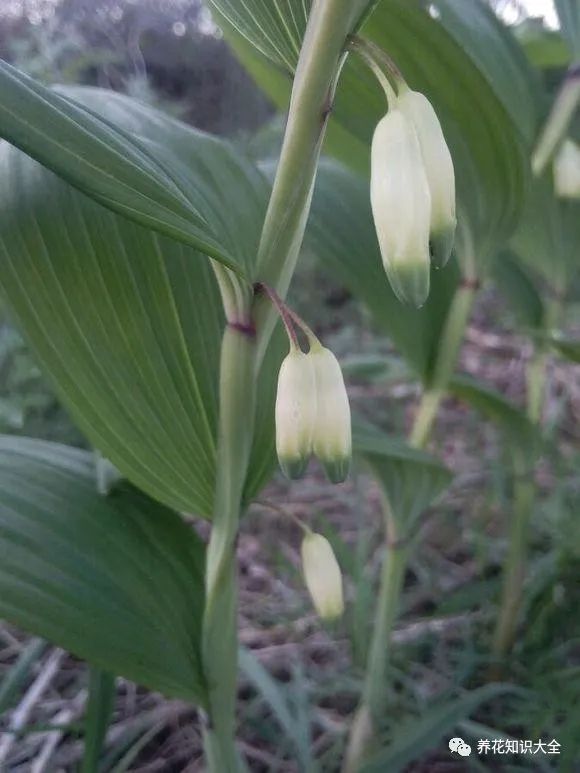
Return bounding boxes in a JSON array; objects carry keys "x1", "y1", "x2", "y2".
[
  {"x1": 275, "y1": 348, "x2": 316, "y2": 479},
  {"x1": 398, "y1": 88, "x2": 456, "y2": 267},
  {"x1": 310, "y1": 346, "x2": 351, "y2": 483},
  {"x1": 370, "y1": 109, "x2": 431, "y2": 306},
  {"x1": 301, "y1": 532, "x2": 344, "y2": 620}
]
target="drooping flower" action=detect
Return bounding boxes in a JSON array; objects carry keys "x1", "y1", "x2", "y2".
[
  {"x1": 553, "y1": 138, "x2": 580, "y2": 199},
  {"x1": 310, "y1": 346, "x2": 351, "y2": 483},
  {"x1": 275, "y1": 348, "x2": 316, "y2": 479},
  {"x1": 398, "y1": 87, "x2": 456, "y2": 267},
  {"x1": 370, "y1": 109, "x2": 431, "y2": 307},
  {"x1": 301, "y1": 532, "x2": 344, "y2": 620}
]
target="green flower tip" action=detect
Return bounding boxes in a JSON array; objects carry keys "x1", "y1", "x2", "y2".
[
  {"x1": 430, "y1": 223, "x2": 456, "y2": 269},
  {"x1": 279, "y1": 455, "x2": 309, "y2": 480},
  {"x1": 387, "y1": 259, "x2": 430, "y2": 308},
  {"x1": 321, "y1": 456, "x2": 351, "y2": 484}
]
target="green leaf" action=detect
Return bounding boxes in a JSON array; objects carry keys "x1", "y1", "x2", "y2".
[
  {"x1": 238, "y1": 648, "x2": 296, "y2": 747},
  {"x1": 0, "y1": 64, "x2": 268, "y2": 275},
  {"x1": 0, "y1": 88, "x2": 277, "y2": 517},
  {"x1": 361, "y1": 684, "x2": 515, "y2": 773},
  {"x1": 492, "y1": 250, "x2": 545, "y2": 330},
  {"x1": 0, "y1": 436, "x2": 208, "y2": 706},
  {"x1": 81, "y1": 669, "x2": 115, "y2": 773},
  {"x1": 57, "y1": 86, "x2": 270, "y2": 279},
  {"x1": 0, "y1": 145, "x2": 220, "y2": 516},
  {"x1": 341, "y1": 354, "x2": 403, "y2": 382},
  {"x1": 307, "y1": 160, "x2": 459, "y2": 383},
  {"x1": 0, "y1": 638, "x2": 47, "y2": 716},
  {"x1": 353, "y1": 420, "x2": 451, "y2": 527},
  {"x1": 426, "y1": 0, "x2": 538, "y2": 138},
  {"x1": 226, "y1": 0, "x2": 539, "y2": 258},
  {"x1": 510, "y1": 174, "x2": 580, "y2": 286},
  {"x1": 449, "y1": 374, "x2": 536, "y2": 450},
  {"x1": 108, "y1": 723, "x2": 165, "y2": 773},
  {"x1": 514, "y1": 19, "x2": 572, "y2": 69},
  {"x1": 99, "y1": 713, "x2": 164, "y2": 773},
  {"x1": 208, "y1": 0, "x2": 307, "y2": 73},
  {"x1": 238, "y1": 648, "x2": 313, "y2": 769},
  {"x1": 554, "y1": 0, "x2": 580, "y2": 58},
  {"x1": 207, "y1": 0, "x2": 376, "y2": 72},
  {"x1": 541, "y1": 333, "x2": 580, "y2": 363}
]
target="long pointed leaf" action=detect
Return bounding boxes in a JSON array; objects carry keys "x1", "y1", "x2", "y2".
[
  {"x1": 56, "y1": 86, "x2": 270, "y2": 279},
  {"x1": 449, "y1": 374, "x2": 537, "y2": 451},
  {"x1": 353, "y1": 420, "x2": 451, "y2": 527},
  {"x1": 0, "y1": 144, "x2": 221, "y2": 516},
  {"x1": 0, "y1": 89, "x2": 278, "y2": 515},
  {"x1": 492, "y1": 250, "x2": 545, "y2": 330},
  {"x1": 0, "y1": 64, "x2": 268, "y2": 275},
  {"x1": 0, "y1": 436, "x2": 207, "y2": 705}
]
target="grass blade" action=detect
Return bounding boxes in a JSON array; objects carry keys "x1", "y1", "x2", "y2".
[
  {"x1": 81, "y1": 668, "x2": 116, "y2": 773},
  {"x1": 0, "y1": 638, "x2": 46, "y2": 716}
]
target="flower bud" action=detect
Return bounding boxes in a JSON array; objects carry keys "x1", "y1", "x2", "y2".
[
  {"x1": 275, "y1": 349, "x2": 316, "y2": 479},
  {"x1": 310, "y1": 346, "x2": 351, "y2": 483},
  {"x1": 553, "y1": 138, "x2": 580, "y2": 199},
  {"x1": 370, "y1": 109, "x2": 431, "y2": 306},
  {"x1": 301, "y1": 532, "x2": 344, "y2": 620},
  {"x1": 397, "y1": 88, "x2": 456, "y2": 267}
]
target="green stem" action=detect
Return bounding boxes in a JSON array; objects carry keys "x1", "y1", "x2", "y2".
[
  {"x1": 347, "y1": 35, "x2": 403, "y2": 103},
  {"x1": 491, "y1": 451, "x2": 534, "y2": 663},
  {"x1": 492, "y1": 288, "x2": 563, "y2": 662},
  {"x1": 202, "y1": 325, "x2": 257, "y2": 772},
  {"x1": 526, "y1": 347, "x2": 548, "y2": 425},
  {"x1": 410, "y1": 227, "x2": 478, "y2": 449},
  {"x1": 408, "y1": 388, "x2": 444, "y2": 450},
  {"x1": 531, "y1": 62, "x2": 580, "y2": 175},
  {"x1": 345, "y1": 229, "x2": 478, "y2": 769},
  {"x1": 200, "y1": 3, "x2": 382, "y2": 768},
  {"x1": 526, "y1": 290, "x2": 562, "y2": 424},
  {"x1": 344, "y1": 499, "x2": 408, "y2": 772},
  {"x1": 363, "y1": 547, "x2": 408, "y2": 707},
  {"x1": 362, "y1": 536, "x2": 407, "y2": 718},
  {"x1": 202, "y1": 3, "x2": 370, "y2": 767},
  {"x1": 254, "y1": 0, "x2": 368, "y2": 362}
]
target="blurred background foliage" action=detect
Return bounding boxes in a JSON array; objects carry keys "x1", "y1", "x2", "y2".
[
  {"x1": 1, "y1": 0, "x2": 580, "y2": 770},
  {"x1": 0, "y1": 0, "x2": 272, "y2": 133}
]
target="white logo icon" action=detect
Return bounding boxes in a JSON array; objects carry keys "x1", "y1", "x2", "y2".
[{"x1": 449, "y1": 737, "x2": 472, "y2": 757}]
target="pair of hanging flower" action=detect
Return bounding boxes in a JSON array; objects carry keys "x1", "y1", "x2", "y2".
[
  {"x1": 262, "y1": 285, "x2": 351, "y2": 485},
  {"x1": 276, "y1": 337, "x2": 351, "y2": 482},
  {"x1": 359, "y1": 38, "x2": 456, "y2": 307}
]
